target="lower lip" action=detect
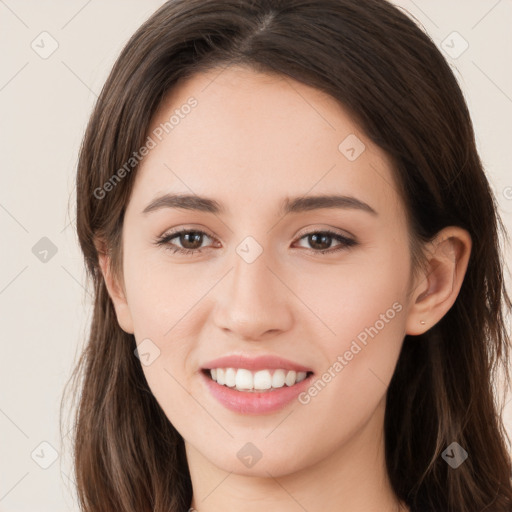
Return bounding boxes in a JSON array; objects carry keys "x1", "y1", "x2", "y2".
[{"x1": 201, "y1": 370, "x2": 313, "y2": 415}]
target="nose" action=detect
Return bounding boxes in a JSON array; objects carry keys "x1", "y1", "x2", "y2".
[{"x1": 212, "y1": 248, "x2": 294, "y2": 341}]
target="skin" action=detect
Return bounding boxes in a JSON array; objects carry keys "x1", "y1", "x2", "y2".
[{"x1": 98, "y1": 65, "x2": 471, "y2": 512}]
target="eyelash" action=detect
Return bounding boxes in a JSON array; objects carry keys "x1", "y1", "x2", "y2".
[{"x1": 154, "y1": 228, "x2": 357, "y2": 256}]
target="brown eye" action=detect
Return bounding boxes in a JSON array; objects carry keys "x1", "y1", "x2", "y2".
[
  {"x1": 307, "y1": 233, "x2": 334, "y2": 251},
  {"x1": 295, "y1": 230, "x2": 357, "y2": 254},
  {"x1": 155, "y1": 229, "x2": 217, "y2": 255},
  {"x1": 155, "y1": 228, "x2": 356, "y2": 257},
  {"x1": 175, "y1": 231, "x2": 205, "y2": 250}
]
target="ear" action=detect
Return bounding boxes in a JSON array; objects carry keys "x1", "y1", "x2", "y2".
[
  {"x1": 95, "y1": 238, "x2": 134, "y2": 334},
  {"x1": 405, "y1": 226, "x2": 472, "y2": 335}
]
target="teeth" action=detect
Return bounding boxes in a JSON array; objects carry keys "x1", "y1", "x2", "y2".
[
  {"x1": 296, "y1": 371, "x2": 307, "y2": 383},
  {"x1": 254, "y1": 370, "x2": 272, "y2": 390},
  {"x1": 236, "y1": 369, "x2": 253, "y2": 390},
  {"x1": 225, "y1": 368, "x2": 236, "y2": 387},
  {"x1": 271, "y1": 369, "x2": 286, "y2": 388},
  {"x1": 285, "y1": 370, "x2": 297, "y2": 386},
  {"x1": 208, "y1": 368, "x2": 309, "y2": 391}
]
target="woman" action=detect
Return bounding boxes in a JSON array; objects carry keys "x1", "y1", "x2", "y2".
[{"x1": 65, "y1": 0, "x2": 512, "y2": 510}]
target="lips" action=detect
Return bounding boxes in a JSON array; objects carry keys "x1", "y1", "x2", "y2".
[{"x1": 200, "y1": 353, "x2": 315, "y2": 414}]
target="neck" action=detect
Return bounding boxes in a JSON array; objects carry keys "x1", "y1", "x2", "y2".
[{"x1": 186, "y1": 397, "x2": 409, "y2": 512}]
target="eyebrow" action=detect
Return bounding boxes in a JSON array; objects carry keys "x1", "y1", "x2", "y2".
[{"x1": 142, "y1": 193, "x2": 377, "y2": 216}]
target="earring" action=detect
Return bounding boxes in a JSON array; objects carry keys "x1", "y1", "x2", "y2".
[{"x1": 420, "y1": 320, "x2": 426, "y2": 325}]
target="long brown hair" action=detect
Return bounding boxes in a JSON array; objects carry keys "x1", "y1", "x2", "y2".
[{"x1": 62, "y1": 1, "x2": 512, "y2": 510}]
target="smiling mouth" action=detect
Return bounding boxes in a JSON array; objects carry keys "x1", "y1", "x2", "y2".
[{"x1": 202, "y1": 368, "x2": 314, "y2": 392}]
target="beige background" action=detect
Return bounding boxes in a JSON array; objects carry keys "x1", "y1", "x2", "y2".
[{"x1": 1, "y1": 1, "x2": 511, "y2": 510}]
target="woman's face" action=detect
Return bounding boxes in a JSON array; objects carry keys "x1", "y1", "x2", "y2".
[{"x1": 114, "y1": 65, "x2": 418, "y2": 477}]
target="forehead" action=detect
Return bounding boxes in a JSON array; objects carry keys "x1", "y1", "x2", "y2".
[{"x1": 131, "y1": 65, "x2": 405, "y2": 223}]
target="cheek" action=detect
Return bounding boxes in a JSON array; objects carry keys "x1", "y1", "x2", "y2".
[
  {"x1": 292, "y1": 278, "x2": 407, "y2": 454},
  {"x1": 122, "y1": 248, "x2": 217, "y2": 406},
  {"x1": 297, "y1": 246, "x2": 409, "y2": 400},
  {"x1": 122, "y1": 240, "x2": 211, "y2": 339},
  {"x1": 298, "y1": 242, "x2": 409, "y2": 343}
]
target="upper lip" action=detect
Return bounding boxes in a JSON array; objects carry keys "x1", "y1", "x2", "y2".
[{"x1": 201, "y1": 354, "x2": 313, "y2": 373}]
